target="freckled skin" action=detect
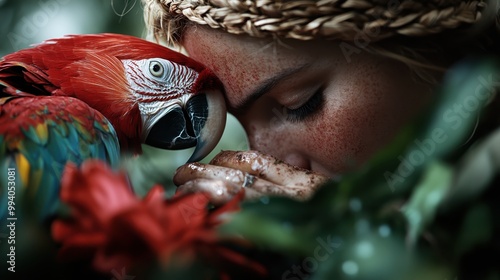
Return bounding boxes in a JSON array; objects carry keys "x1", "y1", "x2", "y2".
[{"x1": 182, "y1": 26, "x2": 432, "y2": 177}]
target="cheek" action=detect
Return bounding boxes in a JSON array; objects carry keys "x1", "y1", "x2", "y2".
[
  {"x1": 301, "y1": 86, "x2": 409, "y2": 172},
  {"x1": 306, "y1": 93, "x2": 427, "y2": 173},
  {"x1": 303, "y1": 105, "x2": 366, "y2": 171}
]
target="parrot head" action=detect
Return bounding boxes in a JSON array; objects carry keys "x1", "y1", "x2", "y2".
[
  {"x1": 121, "y1": 53, "x2": 226, "y2": 162},
  {"x1": 1, "y1": 33, "x2": 226, "y2": 162}
]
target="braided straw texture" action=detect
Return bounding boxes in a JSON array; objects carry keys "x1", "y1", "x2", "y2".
[{"x1": 143, "y1": 0, "x2": 487, "y2": 44}]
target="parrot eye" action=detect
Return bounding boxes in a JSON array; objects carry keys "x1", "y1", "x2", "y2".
[{"x1": 149, "y1": 61, "x2": 164, "y2": 77}]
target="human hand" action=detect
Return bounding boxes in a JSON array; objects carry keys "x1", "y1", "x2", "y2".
[{"x1": 173, "y1": 150, "x2": 330, "y2": 205}]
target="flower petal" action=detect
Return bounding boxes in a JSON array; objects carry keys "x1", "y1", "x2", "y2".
[{"x1": 60, "y1": 160, "x2": 138, "y2": 224}]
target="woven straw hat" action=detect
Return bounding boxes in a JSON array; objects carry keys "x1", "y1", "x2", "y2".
[{"x1": 143, "y1": 0, "x2": 495, "y2": 45}]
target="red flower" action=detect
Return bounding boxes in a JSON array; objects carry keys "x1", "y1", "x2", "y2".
[{"x1": 51, "y1": 160, "x2": 266, "y2": 278}]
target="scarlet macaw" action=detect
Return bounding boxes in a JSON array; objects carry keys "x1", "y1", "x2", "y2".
[{"x1": 0, "y1": 33, "x2": 226, "y2": 220}]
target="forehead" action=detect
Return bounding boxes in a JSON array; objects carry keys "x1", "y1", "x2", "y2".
[{"x1": 182, "y1": 26, "x2": 317, "y2": 105}]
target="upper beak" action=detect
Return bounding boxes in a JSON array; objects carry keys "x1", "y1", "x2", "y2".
[{"x1": 144, "y1": 89, "x2": 226, "y2": 162}]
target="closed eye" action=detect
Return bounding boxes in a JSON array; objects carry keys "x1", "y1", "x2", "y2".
[{"x1": 285, "y1": 86, "x2": 324, "y2": 123}]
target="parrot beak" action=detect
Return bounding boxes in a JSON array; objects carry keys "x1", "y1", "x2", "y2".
[{"x1": 144, "y1": 89, "x2": 226, "y2": 162}]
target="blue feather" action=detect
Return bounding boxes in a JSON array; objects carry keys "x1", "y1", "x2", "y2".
[{"x1": 0, "y1": 97, "x2": 121, "y2": 221}]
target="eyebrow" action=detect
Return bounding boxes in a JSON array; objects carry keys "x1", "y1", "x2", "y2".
[{"x1": 233, "y1": 63, "x2": 311, "y2": 112}]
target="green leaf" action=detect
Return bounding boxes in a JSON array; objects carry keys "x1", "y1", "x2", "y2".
[
  {"x1": 402, "y1": 161, "x2": 453, "y2": 246},
  {"x1": 373, "y1": 58, "x2": 500, "y2": 199},
  {"x1": 221, "y1": 206, "x2": 316, "y2": 255},
  {"x1": 439, "y1": 128, "x2": 500, "y2": 212},
  {"x1": 414, "y1": 58, "x2": 499, "y2": 159}
]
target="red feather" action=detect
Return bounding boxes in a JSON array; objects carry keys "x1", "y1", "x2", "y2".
[
  {"x1": 0, "y1": 33, "x2": 220, "y2": 154},
  {"x1": 0, "y1": 96, "x2": 109, "y2": 143},
  {"x1": 2, "y1": 33, "x2": 209, "y2": 77}
]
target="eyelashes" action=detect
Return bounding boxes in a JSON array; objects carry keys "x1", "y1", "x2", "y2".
[{"x1": 285, "y1": 87, "x2": 325, "y2": 123}]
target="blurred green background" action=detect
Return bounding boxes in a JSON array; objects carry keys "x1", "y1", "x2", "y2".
[{"x1": 0, "y1": 0, "x2": 248, "y2": 195}]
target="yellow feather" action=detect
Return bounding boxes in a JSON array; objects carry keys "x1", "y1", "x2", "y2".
[
  {"x1": 35, "y1": 123, "x2": 49, "y2": 145},
  {"x1": 16, "y1": 154, "x2": 42, "y2": 198},
  {"x1": 15, "y1": 153, "x2": 30, "y2": 188}
]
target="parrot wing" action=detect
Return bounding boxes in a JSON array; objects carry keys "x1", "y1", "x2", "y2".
[
  {"x1": 0, "y1": 59, "x2": 57, "y2": 97},
  {"x1": 0, "y1": 96, "x2": 120, "y2": 221}
]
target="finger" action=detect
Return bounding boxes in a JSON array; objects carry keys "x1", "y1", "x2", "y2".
[
  {"x1": 174, "y1": 162, "x2": 246, "y2": 186},
  {"x1": 209, "y1": 150, "x2": 329, "y2": 188},
  {"x1": 176, "y1": 179, "x2": 242, "y2": 205},
  {"x1": 176, "y1": 179, "x2": 271, "y2": 204},
  {"x1": 175, "y1": 164, "x2": 314, "y2": 200}
]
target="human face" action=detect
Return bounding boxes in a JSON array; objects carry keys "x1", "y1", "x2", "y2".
[{"x1": 182, "y1": 26, "x2": 432, "y2": 177}]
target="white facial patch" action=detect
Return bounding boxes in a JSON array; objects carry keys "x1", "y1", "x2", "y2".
[{"x1": 122, "y1": 58, "x2": 200, "y2": 141}]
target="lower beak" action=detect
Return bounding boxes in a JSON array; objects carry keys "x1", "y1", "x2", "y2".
[{"x1": 144, "y1": 90, "x2": 226, "y2": 162}]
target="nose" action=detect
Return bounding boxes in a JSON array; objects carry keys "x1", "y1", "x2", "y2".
[{"x1": 245, "y1": 123, "x2": 312, "y2": 170}]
